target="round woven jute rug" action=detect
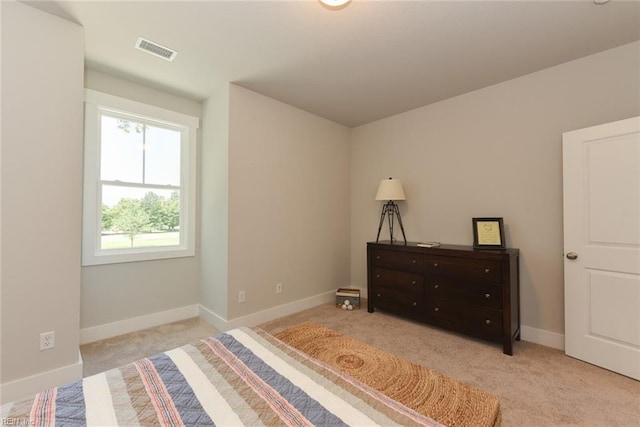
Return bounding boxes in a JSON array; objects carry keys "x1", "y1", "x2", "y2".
[{"x1": 275, "y1": 322, "x2": 501, "y2": 427}]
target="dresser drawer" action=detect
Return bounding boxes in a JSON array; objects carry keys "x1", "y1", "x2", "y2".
[
  {"x1": 426, "y1": 255, "x2": 501, "y2": 284},
  {"x1": 371, "y1": 286, "x2": 424, "y2": 319},
  {"x1": 427, "y1": 298, "x2": 503, "y2": 339},
  {"x1": 426, "y1": 278, "x2": 502, "y2": 309},
  {"x1": 372, "y1": 268, "x2": 424, "y2": 293},
  {"x1": 371, "y1": 249, "x2": 423, "y2": 273}
]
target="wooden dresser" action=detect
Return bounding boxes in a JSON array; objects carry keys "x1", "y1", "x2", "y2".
[{"x1": 367, "y1": 241, "x2": 520, "y2": 355}]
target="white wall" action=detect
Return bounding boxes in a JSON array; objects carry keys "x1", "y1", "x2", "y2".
[
  {"x1": 200, "y1": 85, "x2": 230, "y2": 321},
  {"x1": 80, "y1": 70, "x2": 202, "y2": 337},
  {"x1": 85, "y1": 70, "x2": 202, "y2": 118},
  {"x1": 350, "y1": 41, "x2": 640, "y2": 342},
  {"x1": 226, "y1": 85, "x2": 351, "y2": 320},
  {"x1": 1, "y1": 1, "x2": 84, "y2": 401}
]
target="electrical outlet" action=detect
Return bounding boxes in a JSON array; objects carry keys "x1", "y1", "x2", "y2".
[
  {"x1": 276, "y1": 283, "x2": 283, "y2": 294},
  {"x1": 238, "y1": 291, "x2": 246, "y2": 303},
  {"x1": 40, "y1": 331, "x2": 55, "y2": 351}
]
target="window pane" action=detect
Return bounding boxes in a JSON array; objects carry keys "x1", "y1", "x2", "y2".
[
  {"x1": 100, "y1": 115, "x2": 143, "y2": 182},
  {"x1": 145, "y1": 125, "x2": 181, "y2": 186},
  {"x1": 101, "y1": 185, "x2": 180, "y2": 250}
]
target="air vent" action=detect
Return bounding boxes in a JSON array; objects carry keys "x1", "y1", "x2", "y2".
[{"x1": 135, "y1": 37, "x2": 177, "y2": 62}]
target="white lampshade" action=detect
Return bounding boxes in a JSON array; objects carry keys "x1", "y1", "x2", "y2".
[{"x1": 375, "y1": 178, "x2": 406, "y2": 201}]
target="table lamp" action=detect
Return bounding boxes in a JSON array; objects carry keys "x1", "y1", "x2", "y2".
[{"x1": 375, "y1": 177, "x2": 407, "y2": 244}]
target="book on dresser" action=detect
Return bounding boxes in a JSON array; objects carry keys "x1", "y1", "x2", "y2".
[{"x1": 367, "y1": 241, "x2": 520, "y2": 355}]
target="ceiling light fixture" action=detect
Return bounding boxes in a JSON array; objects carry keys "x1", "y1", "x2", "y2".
[{"x1": 319, "y1": 0, "x2": 352, "y2": 10}]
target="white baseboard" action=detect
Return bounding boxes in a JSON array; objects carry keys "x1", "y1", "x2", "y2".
[
  {"x1": 521, "y1": 325, "x2": 565, "y2": 350},
  {"x1": 200, "y1": 289, "x2": 339, "y2": 331},
  {"x1": 79, "y1": 288, "x2": 365, "y2": 343},
  {"x1": 78, "y1": 295, "x2": 562, "y2": 353},
  {"x1": 0, "y1": 351, "x2": 83, "y2": 405},
  {"x1": 227, "y1": 290, "x2": 337, "y2": 330},
  {"x1": 198, "y1": 304, "x2": 229, "y2": 332},
  {"x1": 80, "y1": 304, "x2": 200, "y2": 344}
]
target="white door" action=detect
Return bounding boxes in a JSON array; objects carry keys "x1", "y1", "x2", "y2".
[{"x1": 563, "y1": 116, "x2": 640, "y2": 380}]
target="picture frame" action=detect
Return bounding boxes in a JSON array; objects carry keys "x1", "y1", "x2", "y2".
[{"x1": 472, "y1": 217, "x2": 506, "y2": 249}]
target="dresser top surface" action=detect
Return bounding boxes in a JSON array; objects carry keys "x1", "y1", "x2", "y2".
[{"x1": 368, "y1": 241, "x2": 519, "y2": 257}]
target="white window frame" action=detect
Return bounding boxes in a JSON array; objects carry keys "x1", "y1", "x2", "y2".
[{"x1": 82, "y1": 89, "x2": 198, "y2": 266}]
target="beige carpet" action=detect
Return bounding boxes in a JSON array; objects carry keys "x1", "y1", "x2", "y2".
[
  {"x1": 80, "y1": 304, "x2": 640, "y2": 426},
  {"x1": 80, "y1": 317, "x2": 218, "y2": 376}
]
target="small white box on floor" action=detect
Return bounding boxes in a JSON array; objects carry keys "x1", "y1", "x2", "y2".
[{"x1": 336, "y1": 288, "x2": 360, "y2": 310}]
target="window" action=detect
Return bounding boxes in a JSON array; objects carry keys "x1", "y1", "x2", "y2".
[{"x1": 83, "y1": 90, "x2": 198, "y2": 265}]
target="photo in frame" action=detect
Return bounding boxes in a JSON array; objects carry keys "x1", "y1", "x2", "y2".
[{"x1": 472, "y1": 217, "x2": 506, "y2": 249}]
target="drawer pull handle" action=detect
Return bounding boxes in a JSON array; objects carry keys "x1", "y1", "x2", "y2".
[
  {"x1": 485, "y1": 319, "x2": 491, "y2": 325},
  {"x1": 411, "y1": 280, "x2": 416, "y2": 285},
  {"x1": 376, "y1": 255, "x2": 381, "y2": 260},
  {"x1": 376, "y1": 274, "x2": 381, "y2": 278},
  {"x1": 433, "y1": 263, "x2": 439, "y2": 268},
  {"x1": 377, "y1": 293, "x2": 381, "y2": 298},
  {"x1": 484, "y1": 268, "x2": 490, "y2": 274},
  {"x1": 485, "y1": 293, "x2": 491, "y2": 299},
  {"x1": 434, "y1": 284, "x2": 439, "y2": 289},
  {"x1": 412, "y1": 302, "x2": 417, "y2": 307},
  {"x1": 412, "y1": 259, "x2": 417, "y2": 264},
  {"x1": 434, "y1": 307, "x2": 439, "y2": 312}
]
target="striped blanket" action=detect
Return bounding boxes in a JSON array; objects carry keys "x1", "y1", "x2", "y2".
[{"x1": 1, "y1": 327, "x2": 443, "y2": 426}]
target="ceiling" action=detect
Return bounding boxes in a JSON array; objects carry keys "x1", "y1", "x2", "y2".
[{"x1": 24, "y1": 0, "x2": 640, "y2": 127}]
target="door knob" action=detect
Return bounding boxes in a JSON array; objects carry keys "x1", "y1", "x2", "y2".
[{"x1": 566, "y1": 252, "x2": 578, "y2": 260}]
